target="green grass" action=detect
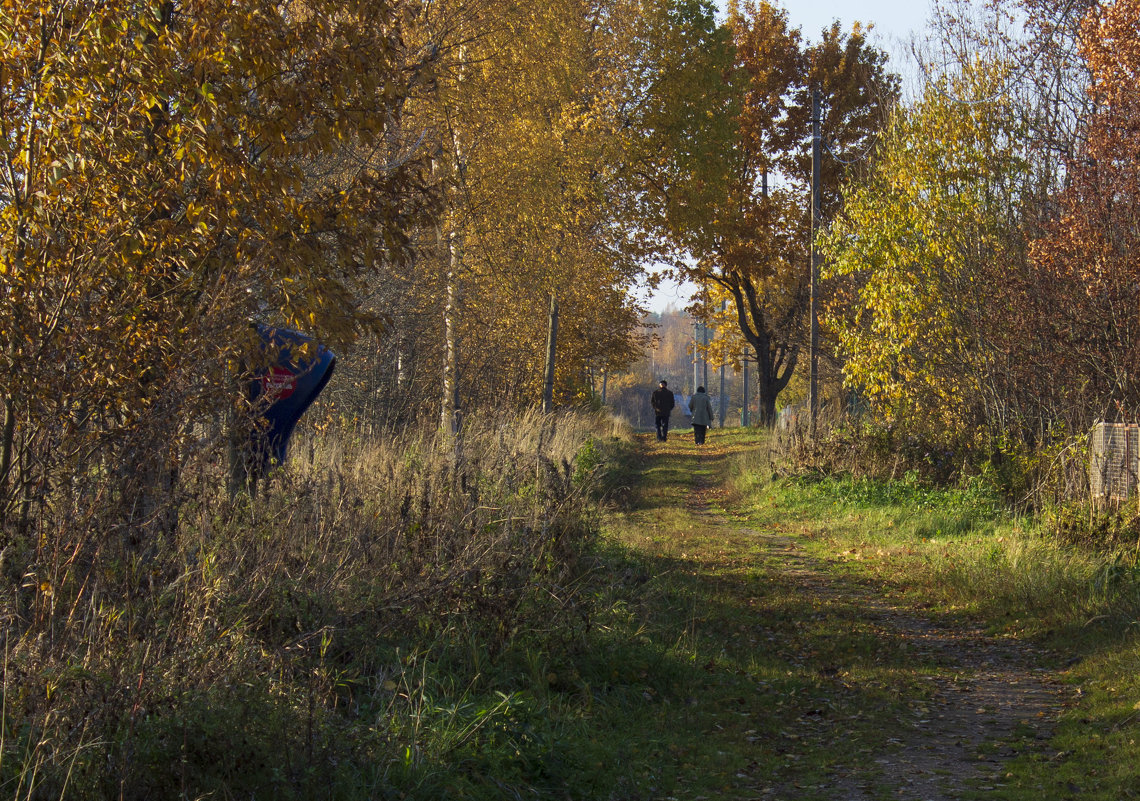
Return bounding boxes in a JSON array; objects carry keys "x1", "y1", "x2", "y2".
[
  {"x1": 540, "y1": 426, "x2": 1140, "y2": 798},
  {"x1": 724, "y1": 435, "x2": 1140, "y2": 799},
  {"x1": 17, "y1": 420, "x2": 1140, "y2": 799},
  {"x1": 730, "y1": 457, "x2": 1108, "y2": 627},
  {"x1": 557, "y1": 430, "x2": 920, "y2": 798}
]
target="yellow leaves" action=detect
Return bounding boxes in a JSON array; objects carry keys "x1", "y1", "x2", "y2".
[
  {"x1": 0, "y1": 0, "x2": 429, "y2": 395},
  {"x1": 820, "y1": 64, "x2": 1027, "y2": 433}
]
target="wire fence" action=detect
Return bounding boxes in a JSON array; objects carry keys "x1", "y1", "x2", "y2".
[{"x1": 1090, "y1": 422, "x2": 1140, "y2": 503}]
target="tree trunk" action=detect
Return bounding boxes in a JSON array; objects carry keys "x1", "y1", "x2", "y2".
[
  {"x1": 542, "y1": 295, "x2": 558, "y2": 413},
  {"x1": 442, "y1": 224, "x2": 460, "y2": 436},
  {"x1": 752, "y1": 338, "x2": 798, "y2": 428},
  {"x1": 725, "y1": 279, "x2": 802, "y2": 429},
  {"x1": 756, "y1": 350, "x2": 779, "y2": 427},
  {"x1": 0, "y1": 396, "x2": 15, "y2": 526},
  {"x1": 757, "y1": 383, "x2": 778, "y2": 427}
]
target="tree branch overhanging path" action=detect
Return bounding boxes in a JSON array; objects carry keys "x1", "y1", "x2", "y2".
[{"x1": 606, "y1": 429, "x2": 1064, "y2": 799}]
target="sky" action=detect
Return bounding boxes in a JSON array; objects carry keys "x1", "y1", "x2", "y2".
[
  {"x1": 641, "y1": 0, "x2": 935, "y2": 314},
  {"x1": 781, "y1": 0, "x2": 933, "y2": 58}
]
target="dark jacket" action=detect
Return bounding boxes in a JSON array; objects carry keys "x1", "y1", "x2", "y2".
[{"x1": 651, "y1": 387, "x2": 676, "y2": 414}]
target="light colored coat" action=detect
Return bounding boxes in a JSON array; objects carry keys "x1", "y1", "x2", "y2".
[{"x1": 688, "y1": 391, "x2": 714, "y2": 426}]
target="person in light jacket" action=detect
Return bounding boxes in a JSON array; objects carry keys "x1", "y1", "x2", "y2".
[{"x1": 688, "y1": 386, "x2": 714, "y2": 446}]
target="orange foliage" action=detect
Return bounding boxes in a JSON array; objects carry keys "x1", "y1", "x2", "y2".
[{"x1": 1029, "y1": 0, "x2": 1140, "y2": 418}]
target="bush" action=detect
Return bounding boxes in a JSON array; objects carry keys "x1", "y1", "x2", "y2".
[
  {"x1": 1044, "y1": 503, "x2": 1140, "y2": 551},
  {"x1": 767, "y1": 416, "x2": 975, "y2": 486},
  {"x1": 767, "y1": 413, "x2": 1095, "y2": 515}
]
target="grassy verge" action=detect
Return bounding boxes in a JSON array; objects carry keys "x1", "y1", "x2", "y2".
[
  {"x1": 727, "y1": 434, "x2": 1140, "y2": 799},
  {"x1": 0, "y1": 409, "x2": 630, "y2": 800}
]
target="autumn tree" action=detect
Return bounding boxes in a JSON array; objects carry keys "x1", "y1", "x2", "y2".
[
  {"x1": 618, "y1": 0, "x2": 739, "y2": 260},
  {"x1": 817, "y1": 0, "x2": 1102, "y2": 444},
  {"x1": 820, "y1": 63, "x2": 1035, "y2": 436},
  {"x1": 1029, "y1": 0, "x2": 1140, "y2": 424},
  {"x1": 916, "y1": 0, "x2": 1094, "y2": 210},
  {"x1": 624, "y1": 0, "x2": 895, "y2": 424},
  {"x1": 0, "y1": 0, "x2": 433, "y2": 531},
  {"x1": 344, "y1": 0, "x2": 651, "y2": 426}
]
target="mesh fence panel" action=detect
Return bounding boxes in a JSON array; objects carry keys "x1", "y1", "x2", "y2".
[{"x1": 1090, "y1": 422, "x2": 1140, "y2": 501}]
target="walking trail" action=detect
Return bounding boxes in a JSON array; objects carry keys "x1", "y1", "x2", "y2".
[{"x1": 616, "y1": 430, "x2": 1064, "y2": 800}]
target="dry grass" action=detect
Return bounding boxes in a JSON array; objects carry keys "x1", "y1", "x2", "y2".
[{"x1": 0, "y1": 408, "x2": 622, "y2": 799}]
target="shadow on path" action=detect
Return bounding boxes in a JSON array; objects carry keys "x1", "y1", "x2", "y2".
[{"x1": 625, "y1": 428, "x2": 1064, "y2": 800}]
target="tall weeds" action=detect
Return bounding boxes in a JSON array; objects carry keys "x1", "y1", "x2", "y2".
[{"x1": 0, "y1": 408, "x2": 620, "y2": 799}]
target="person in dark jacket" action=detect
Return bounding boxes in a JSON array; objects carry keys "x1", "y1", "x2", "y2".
[
  {"x1": 650, "y1": 380, "x2": 676, "y2": 442},
  {"x1": 688, "y1": 385, "x2": 714, "y2": 445}
]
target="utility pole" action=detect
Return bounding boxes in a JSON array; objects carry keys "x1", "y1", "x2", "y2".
[
  {"x1": 809, "y1": 87, "x2": 822, "y2": 437},
  {"x1": 542, "y1": 295, "x2": 559, "y2": 413},
  {"x1": 718, "y1": 300, "x2": 726, "y2": 427}
]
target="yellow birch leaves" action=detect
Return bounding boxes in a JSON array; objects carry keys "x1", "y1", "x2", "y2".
[{"x1": 821, "y1": 63, "x2": 1029, "y2": 434}]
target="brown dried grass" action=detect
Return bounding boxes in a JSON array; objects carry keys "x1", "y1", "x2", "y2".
[{"x1": 0, "y1": 408, "x2": 622, "y2": 799}]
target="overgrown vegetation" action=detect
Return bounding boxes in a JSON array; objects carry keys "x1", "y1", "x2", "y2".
[
  {"x1": 767, "y1": 412, "x2": 1102, "y2": 536},
  {"x1": 0, "y1": 410, "x2": 628, "y2": 799},
  {"x1": 11, "y1": 407, "x2": 1140, "y2": 799}
]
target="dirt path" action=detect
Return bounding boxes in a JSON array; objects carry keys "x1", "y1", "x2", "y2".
[
  {"x1": 757, "y1": 524, "x2": 1060, "y2": 799},
  {"x1": 661, "y1": 438, "x2": 1065, "y2": 800}
]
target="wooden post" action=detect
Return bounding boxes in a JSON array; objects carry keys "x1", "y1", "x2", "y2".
[{"x1": 542, "y1": 295, "x2": 559, "y2": 413}]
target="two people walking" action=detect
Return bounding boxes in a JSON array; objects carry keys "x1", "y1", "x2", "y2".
[{"x1": 651, "y1": 380, "x2": 715, "y2": 446}]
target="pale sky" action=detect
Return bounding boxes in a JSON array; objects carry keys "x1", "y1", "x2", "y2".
[
  {"x1": 642, "y1": 0, "x2": 935, "y2": 314},
  {"x1": 784, "y1": 0, "x2": 932, "y2": 55}
]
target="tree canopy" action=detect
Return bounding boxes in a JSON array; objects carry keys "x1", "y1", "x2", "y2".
[
  {"x1": 820, "y1": 63, "x2": 1030, "y2": 436},
  {"x1": 628, "y1": 0, "x2": 898, "y2": 424}
]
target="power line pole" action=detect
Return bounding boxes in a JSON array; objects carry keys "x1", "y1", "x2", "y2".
[
  {"x1": 718, "y1": 300, "x2": 726, "y2": 427},
  {"x1": 809, "y1": 87, "x2": 821, "y2": 437}
]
